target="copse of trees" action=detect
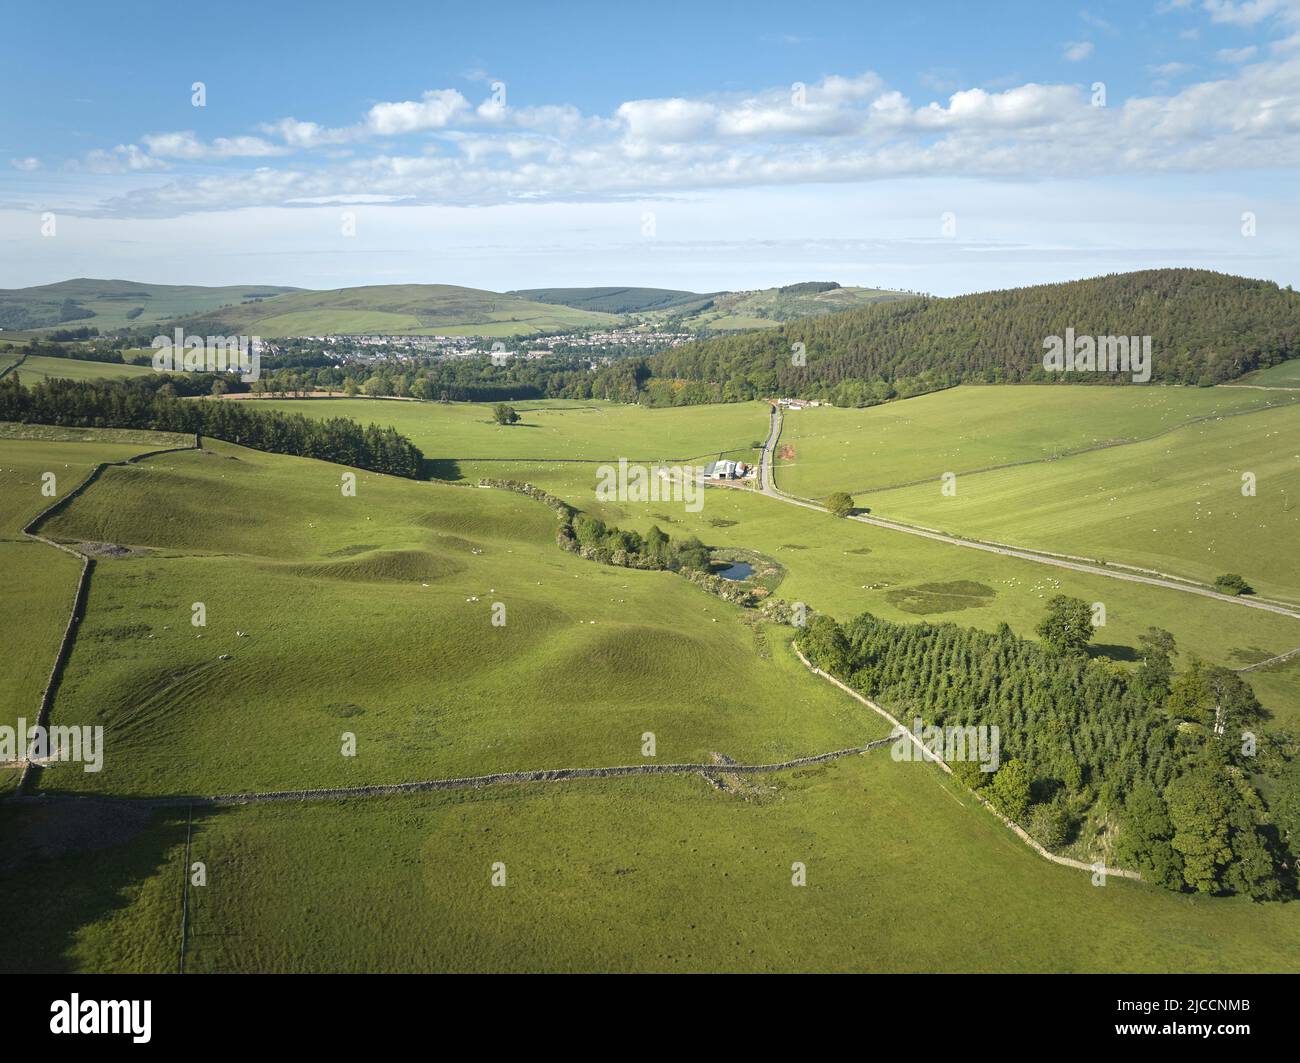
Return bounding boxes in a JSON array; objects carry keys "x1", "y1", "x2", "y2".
[
  {"x1": 795, "y1": 605, "x2": 1290, "y2": 899},
  {"x1": 482, "y1": 477, "x2": 713, "y2": 575},
  {"x1": 0, "y1": 375, "x2": 424, "y2": 478}
]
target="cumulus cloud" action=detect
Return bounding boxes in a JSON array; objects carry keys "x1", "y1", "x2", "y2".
[
  {"x1": 29, "y1": 48, "x2": 1298, "y2": 218},
  {"x1": 365, "y1": 89, "x2": 469, "y2": 135}
]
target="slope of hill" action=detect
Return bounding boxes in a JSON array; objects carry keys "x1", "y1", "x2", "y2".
[
  {"x1": 512, "y1": 282, "x2": 915, "y2": 330},
  {"x1": 0, "y1": 278, "x2": 299, "y2": 333},
  {"x1": 171, "y1": 283, "x2": 620, "y2": 338},
  {"x1": 649, "y1": 270, "x2": 1300, "y2": 398},
  {"x1": 507, "y1": 286, "x2": 709, "y2": 314},
  {"x1": 677, "y1": 284, "x2": 916, "y2": 331}
]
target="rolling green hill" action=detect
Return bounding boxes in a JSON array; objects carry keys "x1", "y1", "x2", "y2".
[
  {"x1": 512, "y1": 282, "x2": 915, "y2": 330},
  {"x1": 4, "y1": 419, "x2": 1299, "y2": 971},
  {"x1": 650, "y1": 270, "x2": 1300, "y2": 398},
  {"x1": 172, "y1": 283, "x2": 621, "y2": 338},
  {"x1": 0, "y1": 278, "x2": 299, "y2": 333},
  {"x1": 674, "y1": 283, "x2": 916, "y2": 331},
  {"x1": 508, "y1": 286, "x2": 709, "y2": 314}
]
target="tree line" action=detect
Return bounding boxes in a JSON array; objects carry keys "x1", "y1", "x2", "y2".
[{"x1": 0, "y1": 375, "x2": 424, "y2": 478}]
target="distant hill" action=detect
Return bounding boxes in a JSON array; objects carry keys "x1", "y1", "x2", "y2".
[
  {"x1": 648, "y1": 270, "x2": 1300, "y2": 401},
  {"x1": 511, "y1": 282, "x2": 915, "y2": 330},
  {"x1": 674, "y1": 284, "x2": 915, "y2": 331},
  {"x1": 508, "y1": 287, "x2": 709, "y2": 314},
  {"x1": 168, "y1": 284, "x2": 620, "y2": 338},
  {"x1": 0, "y1": 279, "x2": 300, "y2": 333}
]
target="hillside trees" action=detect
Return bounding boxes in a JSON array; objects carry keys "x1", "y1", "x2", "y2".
[
  {"x1": 793, "y1": 608, "x2": 1286, "y2": 897},
  {"x1": 647, "y1": 270, "x2": 1300, "y2": 404}
]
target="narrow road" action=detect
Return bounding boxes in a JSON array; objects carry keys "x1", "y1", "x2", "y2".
[{"x1": 754, "y1": 404, "x2": 1300, "y2": 621}]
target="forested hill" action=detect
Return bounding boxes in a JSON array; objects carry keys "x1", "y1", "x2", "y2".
[{"x1": 645, "y1": 270, "x2": 1300, "y2": 405}]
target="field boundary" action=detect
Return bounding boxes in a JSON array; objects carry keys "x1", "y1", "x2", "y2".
[
  {"x1": 791, "y1": 644, "x2": 1142, "y2": 882},
  {"x1": 0, "y1": 352, "x2": 29, "y2": 380},
  {"x1": 759, "y1": 406, "x2": 1300, "y2": 619},
  {"x1": 20, "y1": 740, "x2": 896, "y2": 808},
  {"x1": 15, "y1": 434, "x2": 202, "y2": 794}
]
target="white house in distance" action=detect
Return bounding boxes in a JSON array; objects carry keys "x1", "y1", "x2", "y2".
[{"x1": 705, "y1": 459, "x2": 753, "y2": 480}]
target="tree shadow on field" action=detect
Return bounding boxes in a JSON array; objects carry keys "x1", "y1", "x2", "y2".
[
  {"x1": 1088, "y1": 643, "x2": 1139, "y2": 663},
  {"x1": 423, "y1": 458, "x2": 463, "y2": 482},
  {"x1": 0, "y1": 799, "x2": 189, "y2": 973}
]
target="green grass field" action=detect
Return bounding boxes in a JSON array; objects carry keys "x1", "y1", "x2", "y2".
[
  {"x1": 774, "y1": 385, "x2": 1295, "y2": 497},
  {"x1": 856, "y1": 402, "x2": 1300, "y2": 603},
  {"x1": 7, "y1": 355, "x2": 156, "y2": 383},
  {"x1": 5, "y1": 387, "x2": 1300, "y2": 973},
  {"x1": 446, "y1": 457, "x2": 1300, "y2": 729},
  {"x1": 246, "y1": 396, "x2": 768, "y2": 463},
  {"x1": 5, "y1": 747, "x2": 1299, "y2": 973},
  {"x1": 0, "y1": 426, "x2": 193, "y2": 744},
  {"x1": 1239, "y1": 358, "x2": 1300, "y2": 388},
  {"x1": 32, "y1": 439, "x2": 865, "y2": 798}
]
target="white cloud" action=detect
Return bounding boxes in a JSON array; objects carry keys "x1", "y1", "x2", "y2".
[
  {"x1": 25, "y1": 50, "x2": 1295, "y2": 219},
  {"x1": 365, "y1": 89, "x2": 469, "y2": 135},
  {"x1": 142, "y1": 131, "x2": 286, "y2": 160},
  {"x1": 616, "y1": 98, "x2": 718, "y2": 143},
  {"x1": 9, "y1": 157, "x2": 40, "y2": 171},
  {"x1": 1217, "y1": 45, "x2": 1260, "y2": 60},
  {"x1": 1063, "y1": 41, "x2": 1094, "y2": 61},
  {"x1": 83, "y1": 144, "x2": 167, "y2": 174},
  {"x1": 1203, "y1": 0, "x2": 1293, "y2": 26}
]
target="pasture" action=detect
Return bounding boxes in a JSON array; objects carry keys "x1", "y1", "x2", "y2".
[
  {"x1": 856, "y1": 402, "x2": 1300, "y2": 604},
  {"x1": 774, "y1": 385, "x2": 1295, "y2": 497},
  {"x1": 33, "y1": 439, "x2": 868, "y2": 798},
  {"x1": 5, "y1": 385, "x2": 1300, "y2": 973},
  {"x1": 7, "y1": 355, "x2": 155, "y2": 383},
  {"x1": 5, "y1": 752, "x2": 1300, "y2": 973},
  {"x1": 247, "y1": 396, "x2": 768, "y2": 463}
]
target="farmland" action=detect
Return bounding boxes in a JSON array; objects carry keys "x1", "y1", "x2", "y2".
[
  {"x1": 4, "y1": 377, "x2": 1300, "y2": 973},
  {"x1": 5, "y1": 354, "x2": 155, "y2": 383},
  {"x1": 248, "y1": 396, "x2": 768, "y2": 462},
  {"x1": 773, "y1": 385, "x2": 1296, "y2": 497},
  {"x1": 6, "y1": 751, "x2": 1300, "y2": 974}
]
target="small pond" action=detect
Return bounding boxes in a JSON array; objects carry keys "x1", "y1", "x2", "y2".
[{"x1": 716, "y1": 561, "x2": 754, "y2": 581}]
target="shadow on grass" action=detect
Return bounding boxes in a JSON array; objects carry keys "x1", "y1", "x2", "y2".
[
  {"x1": 0, "y1": 799, "x2": 195, "y2": 973},
  {"x1": 1088, "y1": 643, "x2": 1139, "y2": 663},
  {"x1": 423, "y1": 458, "x2": 464, "y2": 482}
]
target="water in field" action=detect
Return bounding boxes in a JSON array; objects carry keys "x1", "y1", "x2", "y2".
[{"x1": 716, "y1": 561, "x2": 754, "y2": 581}]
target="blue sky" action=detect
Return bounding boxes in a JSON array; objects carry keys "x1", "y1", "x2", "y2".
[{"x1": 2, "y1": 0, "x2": 1298, "y2": 293}]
